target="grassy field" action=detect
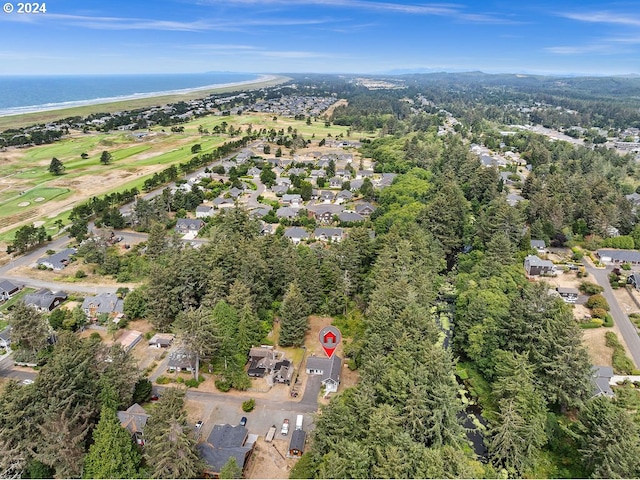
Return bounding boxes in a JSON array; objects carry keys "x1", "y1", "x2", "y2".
[
  {"x1": 0, "y1": 288, "x2": 36, "y2": 314},
  {"x1": 0, "y1": 76, "x2": 290, "y2": 131}
]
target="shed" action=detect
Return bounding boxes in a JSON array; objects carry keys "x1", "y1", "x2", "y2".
[{"x1": 288, "y1": 429, "x2": 306, "y2": 457}]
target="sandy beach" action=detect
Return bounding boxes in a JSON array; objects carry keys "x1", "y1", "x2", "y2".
[{"x1": 0, "y1": 74, "x2": 289, "y2": 130}]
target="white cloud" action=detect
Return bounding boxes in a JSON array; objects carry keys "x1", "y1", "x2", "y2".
[
  {"x1": 544, "y1": 44, "x2": 614, "y2": 55},
  {"x1": 561, "y1": 11, "x2": 640, "y2": 27}
]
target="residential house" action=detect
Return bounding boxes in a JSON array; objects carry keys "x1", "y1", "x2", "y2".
[
  {"x1": 282, "y1": 194, "x2": 303, "y2": 207},
  {"x1": 338, "y1": 211, "x2": 364, "y2": 223},
  {"x1": 0, "y1": 327, "x2": 11, "y2": 350},
  {"x1": 175, "y1": 218, "x2": 204, "y2": 235},
  {"x1": 376, "y1": 173, "x2": 396, "y2": 188},
  {"x1": 167, "y1": 349, "x2": 196, "y2": 372},
  {"x1": 273, "y1": 359, "x2": 293, "y2": 384},
  {"x1": 118, "y1": 403, "x2": 150, "y2": 446},
  {"x1": 355, "y1": 202, "x2": 376, "y2": 216},
  {"x1": 213, "y1": 197, "x2": 235, "y2": 209},
  {"x1": 271, "y1": 184, "x2": 289, "y2": 196},
  {"x1": 308, "y1": 204, "x2": 342, "y2": 224},
  {"x1": 196, "y1": 204, "x2": 215, "y2": 218},
  {"x1": 24, "y1": 289, "x2": 67, "y2": 312},
  {"x1": 314, "y1": 227, "x2": 344, "y2": 243},
  {"x1": 335, "y1": 169, "x2": 351, "y2": 179},
  {"x1": 247, "y1": 166, "x2": 261, "y2": 176},
  {"x1": 198, "y1": 424, "x2": 256, "y2": 478},
  {"x1": 305, "y1": 355, "x2": 342, "y2": 394},
  {"x1": 349, "y1": 178, "x2": 364, "y2": 191},
  {"x1": 628, "y1": 272, "x2": 640, "y2": 290},
  {"x1": 247, "y1": 347, "x2": 276, "y2": 378},
  {"x1": 356, "y1": 169, "x2": 374, "y2": 179},
  {"x1": 557, "y1": 287, "x2": 579, "y2": 304},
  {"x1": 524, "y1": 255, "x2": 555, "y2": 276},
  {"x1": 228, "y1": 187, "x2": 244, "y2": 199},
  {"x1": 288, "y1": 429, "x2": 306, "y2": 457},
  {"x1": 335, "y1": 190, "x2": 353, "y2": 204},
  {"x1": 288, "y1": 167, "x2": 306, "y2": 177},
  {"x1": 310, "y1": 169, "x2": 325, "y2": 180},
  {"x1": 276, "y1": 177, "x2": 292, "y2": 188},
  {"x1": 36, "y1": 248, "x2": 76, "y2": 270},
  {"x1": 82, "y1": 292, "x2": 124, "y2": 321},
  {"x1": 0, "y1": 279, "x2": 20, "y2": 301},
  {"x1": 248, "y1": 206, "x2": 272, "y2": 219},
  {"x1": 284, "y1": 227, "x2": 309, "y2": 245},
  {"x1": 597, "y1": 249, "x2": 640, "y2": 265},
  {"x1": 318, "y1": 191, "x2": 335, "y2": 203},
  {"x1": 530, "y1": 239, "x2": 546, "y2": 253},
  {"x1": 148, "y1": 333, "x2": 174, "y2": 348},
  {"x1": 592, "y1": 366, "x2": 615, "y2": 398},
  {"x1": 276, "y1": 207, "x2": 300, "y2": 220},
  {"x1": 329, "y1": 177, "x2": 343, "y2": 188}
]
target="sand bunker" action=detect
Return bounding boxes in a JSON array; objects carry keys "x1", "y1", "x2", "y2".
[
  {"x1": 33, "y1": 221, "x2": 45, "y2": 227},
  {"x1": 17, "y1": 201, "x2": 30, "y2": 207},
  {"x1": 34, "y1": 197, "x2": 45, "y2": 202}
]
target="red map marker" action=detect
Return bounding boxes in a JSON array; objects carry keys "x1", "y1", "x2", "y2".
[{"x1": 319, "y1": 326, "x2": 342, "y2": 359}]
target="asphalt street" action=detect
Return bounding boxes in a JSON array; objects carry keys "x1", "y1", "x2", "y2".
[{"x1": 584, "y1": 262, "x2": 640, "y2": 367}]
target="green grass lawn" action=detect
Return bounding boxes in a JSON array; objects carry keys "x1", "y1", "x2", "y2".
[
  {"x1": 0, "y1": 288, "x2": 36, "y2": 314},
  {"x1": 1, "y1": 186, "x2": 70, "y2": 218}
]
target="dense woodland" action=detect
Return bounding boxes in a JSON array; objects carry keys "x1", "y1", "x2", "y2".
[{"x1": 3, "y1": 76, "x2": 640, "y2": 478}]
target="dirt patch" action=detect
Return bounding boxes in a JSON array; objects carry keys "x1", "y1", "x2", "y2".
[
  {"x1": 323, "y1": 99, "x2": 348, "y2": 119},
  {"x1": 582, "y1": 329, "x2": 614, "y2": 366},
  {"x1": 244, "y1": 438, "x2": 297, "y2": 479},
  {"x1": 34, "y1": 197, "x2": 45, "y2": 202},
  {"x1": 17, "y1": 202, "x2": 29, "y2": 207}
]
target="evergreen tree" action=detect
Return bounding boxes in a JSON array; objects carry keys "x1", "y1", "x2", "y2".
[
  {"x1": 144, "y1": 388, "x2": 203, "y2": 479},
  {"x1": 8, "y1": 302, "x2": 50, "y2": 363},
  {"x1": 100, "y1": 151, "x2": 112, "y2": 165},
  {"x1": 279, "y1": 281, "x2": 309, "y2": 347},
  {"x1": 175, "y1": 307, "x2": 220, "y2": 379},
  {"x1": 48, "y1": 157, "x2": 65, "y2": 175},
  {"x1": 82, "y1": 404, "x2": 141, "y2": 479},
  {"x1": 219, "y1": 457, "x2": 242, "y2": 479}
]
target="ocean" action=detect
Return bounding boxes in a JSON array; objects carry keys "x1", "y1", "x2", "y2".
[{"x1": 0, "y1": 72, "x2": 264, "y2": 117}]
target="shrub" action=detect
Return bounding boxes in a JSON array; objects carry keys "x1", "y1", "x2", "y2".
[
  {"x1": 215, "y1": 379, "x2": 232, "y2": 392},
  {"x1": 156, "y1": 376, "x2": 171, "y2": 385},
  {"x1": 579, "y1": 281, "x2": 604, "y2": 295},
  {"x1": 591, "y1": 308, "x2": 608, "y2": 319},
  {"x1": 89, "y1": 332, "x2": 102, "y2": 341},
  {"x1": 603, "y1": 314, "x2": 614, "y2": 327},
  {"x1": 75, "y1": 270, "x2": 87, "y2": 279},
  {"x1": 242, "y1": 398, "x2": 256, "y2": 412},
  {"x1": 185, "y1": 378, "x2": 200, "y2": 388},
  {"x1": 622, "y1": 262, "x2": 632, "y2": 271},
  {"x1": 580, "y1": 320, "x2": 604, "y2": 329},
  {"x1": 586, "y1": 294, "x2": 610, "y2": 311}
]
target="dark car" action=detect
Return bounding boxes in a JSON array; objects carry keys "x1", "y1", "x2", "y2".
[
  {"x1": 150, "y1": 395, "x2": 160, "y2": 401},
  {"x1": 240, "y1": 416, "x2": 247, "y2": 426}
]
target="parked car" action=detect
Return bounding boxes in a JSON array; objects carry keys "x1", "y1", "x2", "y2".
[
  {"x1": 281, "y1": 419, "x2": 290, "y2": 435},
  {"x1": 150, "y1": 395, "x2": 160, "y2": 401},
  {"x1": 195, "y1": 420, "x2": 203, "y2": 429},
  {"x1": 240, "y1": 416, "x2": 247, "y2": 426}
]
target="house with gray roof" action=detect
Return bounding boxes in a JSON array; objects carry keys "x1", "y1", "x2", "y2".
[
  {"x1": 597, "y1": 249, "x2": 640, "y2": 265},
  {"x1": 355, "y1": 202, "x2": 376, "y2": 216},
  {"x1": 247, "y1": 166, "x2": 261, "y2": 176},
  {"x1": 335, "y1": 190, "x2": 353, "y2": 203},
  {"x1": 557, "y1": 286, "x2": 579, "y2": 304},
  {"x1": 282, "y1": 194, "x2": 302, "y2": 207},
  {"x1": 338, "y1": 211, "x2": 365, "y2": 224},
  {"x1": 318, "y1": 191, "x2": 335, "y2": 203},
  {"x1": 0, "y1": 327, "x2": 11, "y2": 350},
  {"x1": 276, "y1": 207, "x2": 300, "y2": 220},
  {"x1": 524, "y1": 255, "x2": 555, "y2": 276},
  {"x1": 167, "y1": 349, "x2": 196, "y2": 372},
  {"x1": 213, "y1": 197, "x2": 235, "y2": 208},
  {"x1": 592, "y1": 366, "x2": 614, "y2": 398},
  {"x1": 288, "y1": 429, "x2": 306, "y2": 457},
  {"x1": 175, "y1": 218, "x2": 204, "y2": 235},
  {"x1": 82, "y1": 292, "x2": 124, "y2": 320},
  {"x1": 530, "y1": 239, "x2": 546, "y2": 253},
  {"x1": 314, "y1": 227, "x2": 344, "y2": 243},
  {"x1": 36, "y1": 248, "x2": 76, "y2": 270},
  {"x1": 198, "y1": 424, "x2": 255, "y2": 478},
  {"x1": 376, "y1": 173, "x2": 397, "y2": 188},
  {"x1": 284, "y1": 227, "x2": 309, "y2": 245},
  {"x1": 272, "y1": 184, "x2": 289, "y2": 196},
  {"x1": 118, "y1": 403, "x2": 150, "y2": 446},
  {"x1": 24, "y1": 289, "x2": 67, "y2": 312},
  {"x1": 0, "y1": 279, "x2": 20, "y2": 301},
  {"x1": 195, "y1": 204, "x2": 215, "y2": 218},
  {"x1": 329, "y1": 176, "x2": 343, "y2": 188},
  {"x1": 305, "y1": 354, "x2": 342, "y2": 394},
  {"x1": 228, "y1": 187, "x2": 244, "y2": 199}
]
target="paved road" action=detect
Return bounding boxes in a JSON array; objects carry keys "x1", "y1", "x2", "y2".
[
  {"x1": 585, "y1": 262, "x2": 640, "y2": 367},
  {"x1": 0, "y1": 353, "x2": 36, "y2": 382}
]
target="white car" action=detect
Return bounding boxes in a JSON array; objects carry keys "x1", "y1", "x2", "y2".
[
  {"x1": 281, "y1": 419, "x2": 290, "y2": 435},
  {"x1": 21, "y1": 379, "x2": 34, "y2": 385}
]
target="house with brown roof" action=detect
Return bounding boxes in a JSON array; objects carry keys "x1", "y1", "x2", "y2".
[{"x1": 118, "y1": 403, "x2": 150, "y2": 446}]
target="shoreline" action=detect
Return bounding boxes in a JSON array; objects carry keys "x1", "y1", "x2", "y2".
[{"x1": 0, "y1": 74, "x2": 290, "y2": 130}]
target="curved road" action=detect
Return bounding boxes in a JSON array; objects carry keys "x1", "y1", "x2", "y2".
[{"x1": 585, "y1": 262, "x2": 640, "y2": 367}]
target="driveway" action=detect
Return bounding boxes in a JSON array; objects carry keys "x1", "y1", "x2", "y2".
[
  {"x1": 584, "y1": 262, "x2": 640, "y2": 367},
  {"x1": 0, "y1": 352, "x2": 37, "y2": 382}
]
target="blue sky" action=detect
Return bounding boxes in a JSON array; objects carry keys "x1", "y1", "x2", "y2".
[{"x1": 1, "y1": 0, "x2": 640, "y2": 76}]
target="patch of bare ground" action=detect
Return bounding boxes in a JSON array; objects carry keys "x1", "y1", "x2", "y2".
[
  {"x1": 323, "y1": 99, "x2": 348, "y2": 119},
  {"x1": 7, "y1": 261, "x2": 139, "y2": 289},
  {"x1": 582, "y1": 329, "x2": 614, "y2": 366},
  {"x1": 244, "y1": 438, "x2": 296, "y2": 479}
]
